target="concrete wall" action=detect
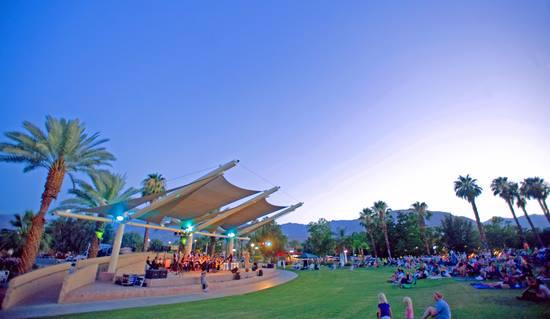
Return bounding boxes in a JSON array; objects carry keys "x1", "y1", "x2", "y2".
[
  {"x1": 1, "y1": 262, "x2": 71, "y2": 310},
  {"x1": 58, "y1": 263, "x2": 98, "y2": 304},
  {"x1": 2, "y1": 252, "x2": 162, "y2": 309}
]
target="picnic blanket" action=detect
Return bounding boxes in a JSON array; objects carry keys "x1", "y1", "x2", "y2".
[{"x1": 470, "y1": 283, "x2": 523, "y2": 290}]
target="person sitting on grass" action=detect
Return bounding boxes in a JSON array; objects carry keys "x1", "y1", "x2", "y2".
[
  {"x1": 517, "y1": 277, "x2": 550, "y2": 302},
  {"x1": 377, "y1": 293, "x2": 392, "y2": 319},
  {"x1": 400, "y1": 272, "x2": 413, "y2": 287},
  {"x1": 403, "y1": 296, "x2": 414, "y2": 319},
  {"x1": 420, "y1": 291, "x2": 451, "y2": 319}
]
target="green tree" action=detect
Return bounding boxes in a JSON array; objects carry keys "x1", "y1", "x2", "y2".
[
  {"x1": 47, "y1": 217, "x2": 96, "y2": 254},
  {"x1": 439, "y1": 215, "x2": 480, "y2": 253},
  {"x1": 0, "y1": 211, "x2": 52, "y2": 257},
  {"x1": 304, "y1": 218, "x2": 334, "y2": 257},
  {"x1": 411, "y1": 201, "x2": 431, "y2": 254},
  {"x1": 57, "y1": 170, "x2": 139, "y2": 257},
  {"x1": 391, "y1": 212, "x2": 424, "y2": 256},
  {"x1": 141, "y1": 173, "x2": 166, "y2": 251},
  {"x1": 122, "y1": 232, "x2": 144, "y2": 252},
  {"x1": 249, "y1": 220, "x2": 287, "y2": 259},
  {"x1": 0, "y1": 117, "x2": 115, "y2": 273},
  {"x1": 373, "y1": 201, "x2": 392, "y2": 258},
  {"x1": 360, "y1": 208, "x2": 378, "y2": 258},
  {"x1": 484, "y1": 217, "x2": 521, "y2": 249},
  {"x1": 349, "y1": 232, "x2": 369, "y2": 257},
  {"x1": 521, "y1": 177, "x2": 550, "y2": 223},
  {"x1": 149, "y1": 239, "x2": 165, "y2": 252},
  {"x1": 491, "y1": 177, "x2": 525, "y2": 242},
  {"x1": 454, "y1": 174, "x2": 487, "y2": 249}
]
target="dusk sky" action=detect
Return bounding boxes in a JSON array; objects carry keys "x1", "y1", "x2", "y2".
[{"x1": 1, "y1": 1, "x2": 549, "y2": 224}]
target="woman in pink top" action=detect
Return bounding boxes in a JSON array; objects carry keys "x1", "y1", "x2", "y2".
[{"x1": 403, "y1": 296, "x2": 414, "y2": 319}]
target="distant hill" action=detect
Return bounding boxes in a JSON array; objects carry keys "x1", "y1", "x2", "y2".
[{"x1": 280, "y1": 210, "x2": 550, "y2": 242}]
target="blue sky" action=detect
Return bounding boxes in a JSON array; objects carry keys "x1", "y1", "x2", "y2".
[{"x1": 1, "y1": 1, "x2": 549, "y2": 224}]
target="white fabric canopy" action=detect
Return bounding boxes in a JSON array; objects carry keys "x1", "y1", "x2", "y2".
[
  {"x1": 138, "y1": 175, "x2": 258, "y2": 224},
  {"x1": 212, "y1": 199, "x2": 286, "y2": 230}
]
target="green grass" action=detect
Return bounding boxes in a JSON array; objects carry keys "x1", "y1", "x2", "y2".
[{"x1": 58, "y1": 268, "x2": 549, "y2": 319}]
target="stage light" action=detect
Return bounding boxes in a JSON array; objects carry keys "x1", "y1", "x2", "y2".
[
  {"x1": 227, "y1": 232, "x2": 235, "y2": 238},
  {"x1": 115, "y1": 215, "x2": 124, "y2": 222},
  {"x1": 185, "y1": 225, "x2": 194, "y2": 232},
  {"x1": 266, "y1": 241, "x2": 272, "y2": 247}
]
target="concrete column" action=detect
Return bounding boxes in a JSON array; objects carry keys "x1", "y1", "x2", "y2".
[
  {"x1": 107, "y1": 223, "x2": 125, "y2": 273},
  {"x1": 227, "y1": 237, "x2": 234, "y2": 257},
  {"x1": 184, "y1": 233, "x2": 193, "y2": 256}
]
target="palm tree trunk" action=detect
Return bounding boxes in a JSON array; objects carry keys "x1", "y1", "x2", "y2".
[
  {"x1": 143, "y1": 223, "x2": 150, "y2": 252},
  {"x1": 542, "y1": 199, "x2": 549, "y2": 216},
  {"x1": 506, "y1": 200, "x2": 525, "y2": 243},
  {"x1": 18, "y1": 160, "x2": 65, "y2": 273},
  {"x1": 88, "y1": 235, "x2": 100, "y2": 258},
  {"x1": 520, "y1": 205, "x2": 544, "y2": 247},
  {"x1": 419, "y1": 221, "x2": 430, "y2": 255},
  {"x1": 537, "y1": 199, "x2": 550, "y2": 223},
  {"x1": 470, "y1": 200, "x2": 488, "y2": 249},
  {"x1": 368, "y1": 231, "x2": 378, "y2": 258},
  {"x1": 382, "y1": 223, "x2": 392, "y2": 259}
]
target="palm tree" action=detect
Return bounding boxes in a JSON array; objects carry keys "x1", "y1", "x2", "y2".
[
  {"x1": 515, "y1": 191, "x2": 544, "y2": 247},
  {"x1": 58, "y1": 170, "x2": 139, "y2": 257},
  {"x1": 373, "y1": 201, "x2": 392, "y2": 258},
  {"x1": 454, "y1": 175, "x2": 487, "y2": 249},
  {"x1": 521, "y1": 177, "x2": 550, "y2": 223},
  {"x1": 141, "y1": 173, "x2": 166, "y2": 251},
  {"x1": 491, "y1": 177, "x2": 525, "y2": 242},
  {"x1": 360, "y1": 208, "x2": 378, "y2": 258},
  {"x1": 411, "y1": 201, "x2": 431, "y2": 255},
  {"x1": 0, "y1": 117, "x2": 115, "y2": 273}
]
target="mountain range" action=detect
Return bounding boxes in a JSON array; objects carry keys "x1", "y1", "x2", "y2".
[{"x1": 280, "y1": 210, "x2": 550, "y2": 242}]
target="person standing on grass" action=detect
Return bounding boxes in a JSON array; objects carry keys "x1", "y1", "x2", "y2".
[
  {"x1": 420, "y1": 292, "x2": 451, "y2": 319},
  {"x1": 403, "y1": 296, "x2": 414, "y2": 319},
  {"x1": 377, "y1": 293, "x2": 392, "y2": 319}
]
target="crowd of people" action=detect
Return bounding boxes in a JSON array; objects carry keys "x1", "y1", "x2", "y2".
[
  {"x1": 146, "y1": 252, "x2": 232, "y2": 273},
  {"x1": 383, "y1": 246, "x2": 550, "y2": 303}
]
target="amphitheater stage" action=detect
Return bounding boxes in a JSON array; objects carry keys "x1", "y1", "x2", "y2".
[{"x1": 0, "y1": 269, "x2": 297, "y2": 319}]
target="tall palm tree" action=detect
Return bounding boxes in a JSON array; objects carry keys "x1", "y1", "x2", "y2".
[
  {"x1": 454, "y1": 175, "x2": 487, "y2": 249},
  {"x1": 58, "y1": 170, "x2": 139, "y2": 257},
  {"x1": 0, "y1": 117, "x2": 114, "y2": 273},
  {"x1": 141, "y1": 173, "x2": 166, "y2": 251},
  {"x1": 373, "y1": 201, "x2": 392, "y2": 258},
  {"x1": 411, "y1": 201, "x2": 430, "y2": 255},
  {"x1": 521, "y1": 177, "x2": 550, "y2": 223},
  {"x1": 515, "y1": 191, "x2": 544, "y2": 247},
  {"x1": 490, "y1": 177, "x2": 525, "y2": 242},
  {"x1": 360, "y1": 208, "x2": 378, "y2": 258}
]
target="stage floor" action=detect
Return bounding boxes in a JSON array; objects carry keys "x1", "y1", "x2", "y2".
[{"x1": 61, "y1": 268, "x2": 278, "y2": 303}]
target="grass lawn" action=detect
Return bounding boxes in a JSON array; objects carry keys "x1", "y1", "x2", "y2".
[{"x1": 58, "y1": 267, "x2": 549, "y2": 319}]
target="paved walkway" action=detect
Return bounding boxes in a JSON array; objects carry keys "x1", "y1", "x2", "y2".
[{"x1": 0, "y1": 270, "x2": 297, "y2": 319}]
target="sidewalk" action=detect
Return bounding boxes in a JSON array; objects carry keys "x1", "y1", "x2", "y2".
[{"x1": 0, "y1": 270, "x2": 297, "y2": 319}]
